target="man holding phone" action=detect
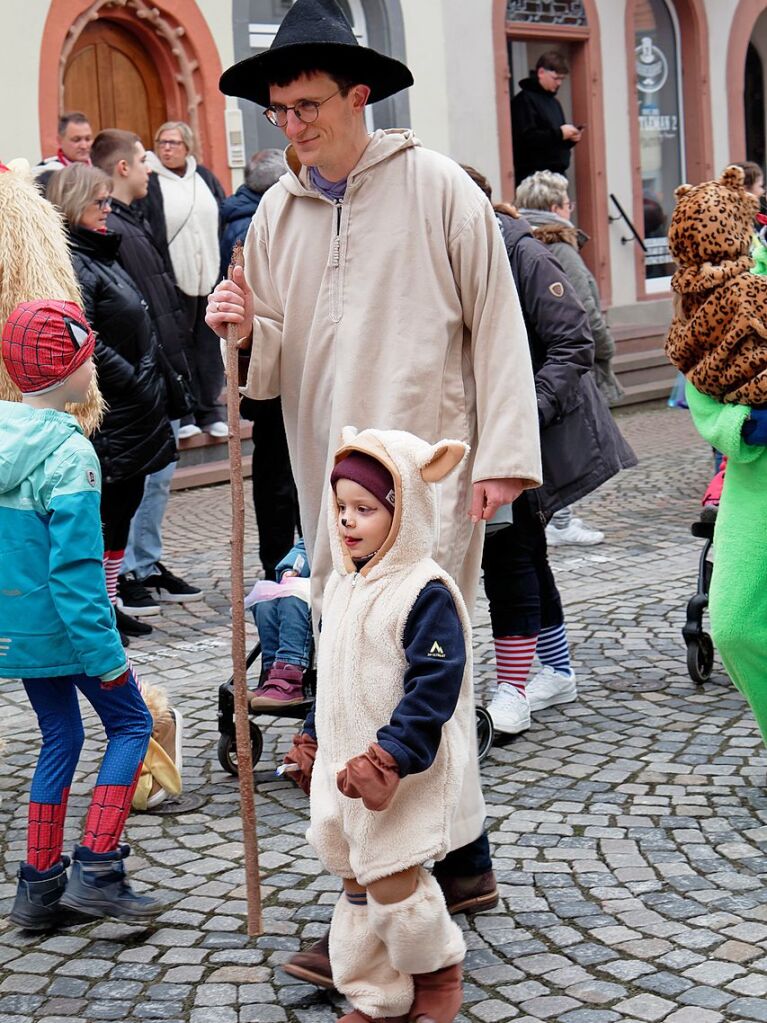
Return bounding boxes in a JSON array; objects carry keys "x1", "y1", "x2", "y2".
[{"x1": 511, "y1": 51, "x2": 583, "y2": 184}]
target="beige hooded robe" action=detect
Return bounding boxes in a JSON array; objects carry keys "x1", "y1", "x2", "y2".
[
  {"x1": 309, "y1": 427, "x2": 483, "y2": 885},
  {"x1": 242, "y1": 129, "x2": 542, "y2": 614}
]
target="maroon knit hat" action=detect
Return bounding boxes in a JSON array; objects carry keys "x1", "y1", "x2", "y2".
[
  {"x1": 2, "y1": 300, "x2": 96, "y2": 394},
  {"x1": 330, "y1": 451, "x2": 395, "y2": 510}
]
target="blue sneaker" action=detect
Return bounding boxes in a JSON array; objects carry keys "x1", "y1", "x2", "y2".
[
  {"x1": 9, "y1": 857, "x2": 70, "y2": 930},
  {"x1": 58, "y1": 844, "x2": 163, "y2": 922}
]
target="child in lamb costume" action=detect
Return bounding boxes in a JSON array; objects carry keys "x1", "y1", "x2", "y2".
[
  {"x1": 302, "y1": 426, "x2": 482, "y2": 1023},
  {"x1": 666, "y1": 164, "x2": 767, "y2": 747}
]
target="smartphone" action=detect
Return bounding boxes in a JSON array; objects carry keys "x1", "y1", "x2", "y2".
[{"x1": 575, "y1": 123, "x2": 586, "y2": 130}]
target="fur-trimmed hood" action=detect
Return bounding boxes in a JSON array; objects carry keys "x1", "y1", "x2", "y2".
[
  {"x1": 518, "y1": 208, "x2": 588, "y2": 250},
  {"x1": 327, "y1": 426, "x2": 468, "y2": 580}
]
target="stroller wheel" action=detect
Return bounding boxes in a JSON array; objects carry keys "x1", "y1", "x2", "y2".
[
  {"x1": 475, "y1": 706, "x2": 494, "y2": 762},
  {"x1": 686, "y1": 634, "x2": 714, "y2": 684},
  {"x1": 217, "y1": 722, "x2": 265, "y2": 776}
]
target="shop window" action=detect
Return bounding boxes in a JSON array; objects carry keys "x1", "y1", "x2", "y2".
[{"x1": 634, "y1": 0, "x2": 685, "y2": 291}]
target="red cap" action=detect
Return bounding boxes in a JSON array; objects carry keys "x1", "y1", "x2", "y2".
[{"x1": 2, "y1": 300, "x2": 96, "y2": 394}]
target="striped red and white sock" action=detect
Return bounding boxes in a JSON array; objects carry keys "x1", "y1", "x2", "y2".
[
  {"x1": 103, "y1": 549, "x2": 124, "y2": 605},
  {"x1": 494, "y1": 634, "x2": 538, "y2": 693}
]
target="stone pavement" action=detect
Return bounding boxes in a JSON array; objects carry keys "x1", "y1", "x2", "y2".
[{"x1": 3, "y1": 402, "x2": 767, "y2": 1023}]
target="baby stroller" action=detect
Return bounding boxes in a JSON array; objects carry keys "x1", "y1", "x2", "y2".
[
  {"x1": 682, "y1": 517, "x2": 715, "y2": 684},
  {"x1": 216, "y1": 641, "x2": 495, "y2": 775}
]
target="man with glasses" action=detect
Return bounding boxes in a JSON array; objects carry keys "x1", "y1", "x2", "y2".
[
  {"x1": 207, "y1": 0, "x2": 541, "y2": 999},
  {"x1": 511, "y1": 51, "x2": 582, "y2": 186}
]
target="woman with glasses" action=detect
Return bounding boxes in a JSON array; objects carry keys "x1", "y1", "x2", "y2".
[
  {"x1": 46, "y1": 164, "x2": 176, "y2": 644},
  {"x1": 144, "y1": 121, "x2": 227, "y2": 440}
]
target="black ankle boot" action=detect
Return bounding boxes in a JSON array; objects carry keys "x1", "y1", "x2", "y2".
[
  {"x1": 58, "y1": 844, "x2": 163, "y2": 921},
  {"x1": 9, "y1": 857, "x2": 70, "y2": 930}
]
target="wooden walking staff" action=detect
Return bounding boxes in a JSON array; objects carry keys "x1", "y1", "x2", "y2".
[{"x1": 225, "y1": 241, "x2": 263, "y2": 937}]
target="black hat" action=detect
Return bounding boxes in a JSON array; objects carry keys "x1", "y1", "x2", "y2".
[{"x1": 220, "y1": 0, "x2": 413, "y2": 108}]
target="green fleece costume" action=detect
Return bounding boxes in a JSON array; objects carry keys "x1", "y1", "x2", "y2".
[{"x1": 684, "y1": 383, "x2": 767, "y2": 742}]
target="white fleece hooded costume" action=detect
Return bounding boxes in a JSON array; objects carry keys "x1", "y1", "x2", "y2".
[{"x1": 309, "y1": 427, "x2": 476, "y2": 1018}]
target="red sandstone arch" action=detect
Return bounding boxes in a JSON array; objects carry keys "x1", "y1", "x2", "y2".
[
  {"x1": 727, "y1": 0, "x2": 766, "y2": 163},
  {"x1": 493, "y1": 0, "x2": 611, "y2": 304},
  {"x1": 39, "y1": 0, "x2": 230, "y2": 190}
]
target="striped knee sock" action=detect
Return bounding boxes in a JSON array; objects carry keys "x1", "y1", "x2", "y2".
[
  {"x1": 494, "y1": 635, "x2": 538, "y2": 693},
  {"x1": 103, "y1": 550, "x2": 124, "y2": 605},
  {"x1": 537, "y1": 624, "x2": 572, "y2": 676}
]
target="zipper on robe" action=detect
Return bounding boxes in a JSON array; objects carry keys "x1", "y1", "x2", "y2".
[{"x1": 329, "y1": 199, "x2": 343, "y2": 323}]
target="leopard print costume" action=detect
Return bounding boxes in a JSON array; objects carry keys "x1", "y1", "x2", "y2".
[{"x1": 665, "y1": 165, "x2": 767, "y2": 406}]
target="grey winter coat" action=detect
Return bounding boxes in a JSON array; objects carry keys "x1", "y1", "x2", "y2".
[
  {"x1": 497, "y1": 212, "x2": 637, "y2": 518},
  {"x1": 519, "y1": 208, "x2": 625, "y2": 406}
]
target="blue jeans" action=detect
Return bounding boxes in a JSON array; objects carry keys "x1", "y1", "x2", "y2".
[
  {"x1": 254, "y1": 596, "x2": 312, "y2": 670},
  {"x1": 123, "y1": 420, "x2": 179, "y2": 579}
]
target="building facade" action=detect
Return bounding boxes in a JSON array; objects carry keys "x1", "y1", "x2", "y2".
[{"x1": 1, "y1": 0, "x2": 766, "y2": 326}]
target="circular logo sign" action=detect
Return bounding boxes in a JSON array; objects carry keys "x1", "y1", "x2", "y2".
[{"x1": 636, "y1": 35, "x2": 668, "y2": 95}]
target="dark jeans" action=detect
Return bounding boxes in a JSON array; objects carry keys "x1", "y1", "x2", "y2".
[
  {"x1": 242, "y1": 396, "x2": 301, "y2": 579},
  {"x1": 101, "y1": 476, "x2": 147, "y2": 553},
  {"x1": 482, "y1": 492, "x2": 563, "y2": 637},
  {"x1": 179, "y1": 292, "x2": 225, "y2": 427},
  {"x1": 436, "y1": 832, "x2": 493, "y2": 877}
]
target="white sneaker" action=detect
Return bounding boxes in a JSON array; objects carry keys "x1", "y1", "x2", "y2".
[
  {"x1": 546, "y1": 520, "x2": 604, "y2": 546},
  {"x1": 205, "y1": 421, "x2": 229, "y2": 438},
  {"x1": 487, "y1": 683, "x2": 531, "y2": 735},
  {"x1": 527, "y1": 665, "x2": 578, "y2": 712},
  {"x1": 178, "y1": 424, "x2": 202, "y2": 440}
]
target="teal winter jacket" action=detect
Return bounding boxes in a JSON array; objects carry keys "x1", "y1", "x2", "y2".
[{"x1": 0, "y1": 402, "x2": 127, "y2": 679}]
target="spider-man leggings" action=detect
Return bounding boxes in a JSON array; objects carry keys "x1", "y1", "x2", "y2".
[{"x1": 22, "y1": 671, "x2": 153, "y2": 872}]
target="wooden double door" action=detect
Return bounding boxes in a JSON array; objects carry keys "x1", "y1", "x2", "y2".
[{"x1": 63, "y1": 20, "x2": 168, "y2": 149}]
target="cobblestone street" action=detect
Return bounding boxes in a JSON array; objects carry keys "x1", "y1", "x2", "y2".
[{"x1": 4, "y1": 401, "x2": 767, "y2": 1023}]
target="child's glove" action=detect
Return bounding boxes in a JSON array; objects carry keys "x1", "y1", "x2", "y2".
[
  {"x1": 283, "y1": 732, "x2": 318, "y2": 795},
  {"x1": 99, "y1": 664, "x2": 131, "y2": 690},
  {"x1": 336, "y1": 744, "x2": 400, "y2": 811},
  {"x1": 743, "y1": 408, "x2": 767, "y2": 445}
]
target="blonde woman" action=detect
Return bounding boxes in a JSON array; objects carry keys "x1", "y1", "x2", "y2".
[{"x1": 144, "y1": 121, "x2": 226, "y2": 438}]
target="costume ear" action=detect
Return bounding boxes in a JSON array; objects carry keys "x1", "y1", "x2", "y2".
[
  {"x1": 340, "y1": 426, "x2": 358, "y2": 445},
  {"x1": 721, "y1": 165, "x2": 745, "y2": 190},
  {"x1": 674, "y1": 182, "x2": 693, "y2": 199},
  {"x1": 421, "y1": 440, "x2": 468, "y2": 483}
]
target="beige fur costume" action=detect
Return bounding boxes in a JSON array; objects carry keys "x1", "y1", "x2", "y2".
[{"x1": 310, "y1": 427, "x2": 478, "y2": 1017}]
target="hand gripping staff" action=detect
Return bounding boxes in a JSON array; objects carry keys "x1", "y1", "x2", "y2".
[{"x1": 226, "y1": 241, "x2": 263, "y2": 936}]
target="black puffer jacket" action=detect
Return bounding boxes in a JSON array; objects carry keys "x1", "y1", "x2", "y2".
[
  {"x1": 106, "y1": 199, "x2": 192, "y2": 383},
  {"x1": 498, "y1": 212, "x2": 637, "y2": 517},
  {"x1": 511, "y1": 75, "x2": 573, "y2": 183},
  {"x1": 67, "y1": 225, "x2": 176, "y2": 483}
]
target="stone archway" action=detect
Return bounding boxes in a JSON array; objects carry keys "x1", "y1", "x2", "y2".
[
  {"x1": 727, "y1": 0, "x2": 767, "y2": 164},
  {"x1": 39, "y1": 0, "x2": 230, "y2": 188}
]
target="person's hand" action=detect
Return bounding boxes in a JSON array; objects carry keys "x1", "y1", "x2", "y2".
[
  {"x1": 205, "y1": 264, "x2": 254, "y2": 347},
  {"x1": 100, "y1": 665, "x2": 131, "y2": 690},
  {"x1": 281, "y1": 570, "x2": 299, "y2": 579},
  {"x1": 561, "y1": 124, "x2": 582, "y2": 142},
  {"x1": 337, "y1": 744, "x2": 400, "y2": 811},
  {"x1": 743, "y1": 408, "x2": 767, "y2": 445},
  {"x1": 283, "y1": 732, "x2": 318, "y2": 796},
  {"x1": 469, "y1": 478, "x2": 527, "y2": 524}
]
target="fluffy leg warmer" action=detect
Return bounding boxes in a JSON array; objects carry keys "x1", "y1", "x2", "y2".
[
  {"x1": 368, "y1": 870, "x2": 465, "y2": 1023},
  {"x1": 329, "y1": 892, "x2": 413, "y2": 1019}
]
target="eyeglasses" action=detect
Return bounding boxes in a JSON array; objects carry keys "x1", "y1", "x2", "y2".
[
  {"x1": 264, "y1": 88, "x2": 343, "y2": 128},
  {"x1": 93, "y1": 196, "x2": 112, "y2": 211},
  {"x1": 543, "y1": 69, "x2": 566, "y2": 82},
  {"x1": 157, "y1": 139, "x2": 185, "y2": 149}
]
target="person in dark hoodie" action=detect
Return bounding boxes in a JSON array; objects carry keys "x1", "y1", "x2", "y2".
[
  {"x1": 46, "y1": 164, "x2": 176, "y2": 645},
  {"x1": 221, "y1": 148, "x2": 302, "y2": 581},
  {"x1": 511, "y1": 51, "x2": 582, "y2": 184}
]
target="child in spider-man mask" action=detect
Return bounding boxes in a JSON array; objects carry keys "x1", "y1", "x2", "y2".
[{"x1": 0, "y1": 300, "x2": 161, "y2": 929}]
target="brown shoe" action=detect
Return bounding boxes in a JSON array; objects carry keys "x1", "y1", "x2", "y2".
[
  {"x1": 410, "y1": 963, "x2": 462, "y2": 1023},
  {"x1": 281, "y1": 929, "x2": 334, "y2": 989},
  {"x1": 435, "y1": 869, "x2": 499, "y2": 916}
]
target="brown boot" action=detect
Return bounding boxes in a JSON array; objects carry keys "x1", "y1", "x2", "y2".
[
  {"x1": 281, "y1": 929, "x2": 334, "y2": 989},
  {"x1": 410, "y1": 963, "x2": 463, "y2": 1023},
  {"x1": 435, "y1": 869, "x2": 498, "y2": 915}
]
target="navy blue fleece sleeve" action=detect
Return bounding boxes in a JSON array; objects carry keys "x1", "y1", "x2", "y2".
[{"x1": 376, "y1": 581, "x2": 466, "y2": 777}]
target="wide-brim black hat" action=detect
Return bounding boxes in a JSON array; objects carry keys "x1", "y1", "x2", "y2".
[{"x1": 220, "y1": 0, "x2": 413, "y2": 107}]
